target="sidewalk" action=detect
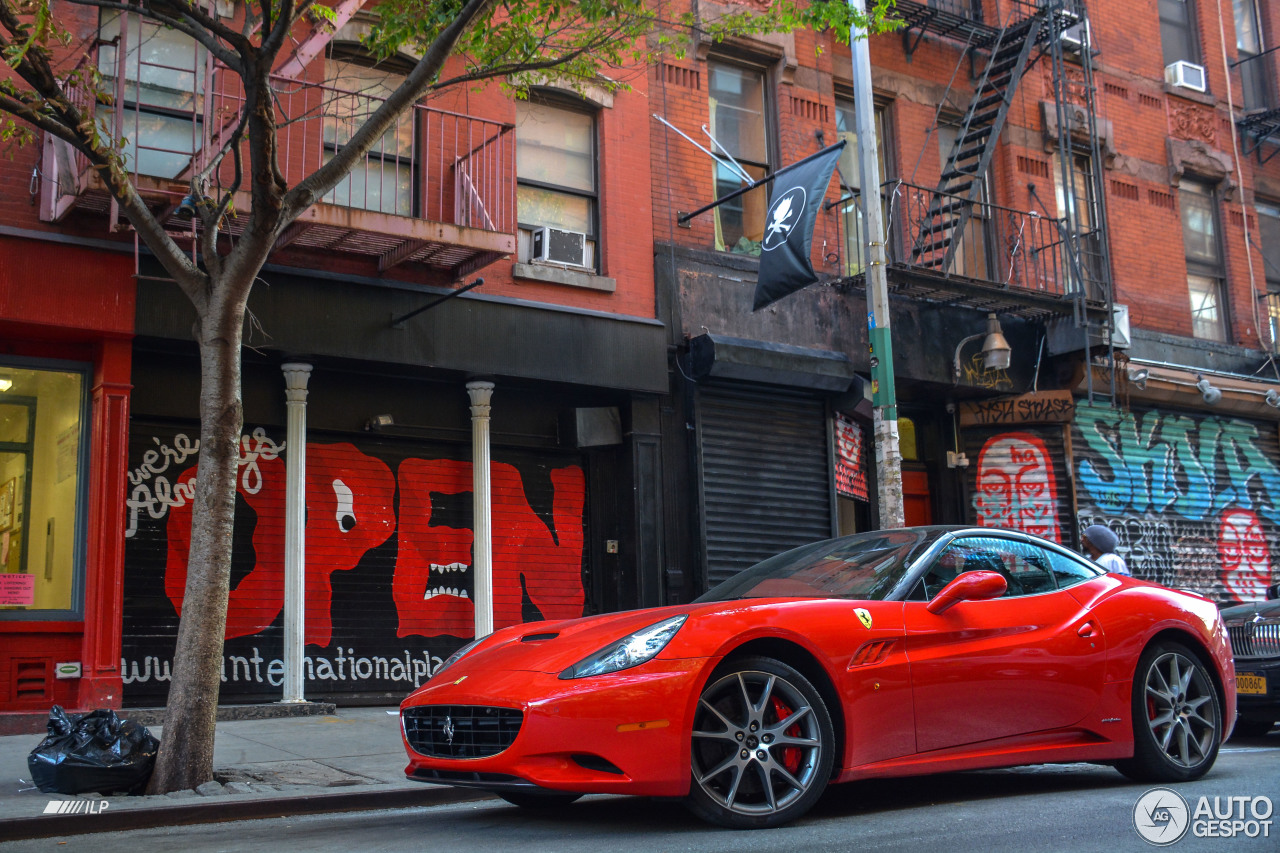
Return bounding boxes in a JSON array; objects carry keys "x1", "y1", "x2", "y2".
[{"x1": 0, "y1": 706, "x2": 486, "y2": 841}]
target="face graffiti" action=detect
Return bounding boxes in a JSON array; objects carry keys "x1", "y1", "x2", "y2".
[
  {"x1": 1219, "y1": 508, "x2": 1272, "y2": 602},
  {"x1": 972, "y1": 432, "x2": 1061, "y2": 542},
  {"x1": 163, "y1": 444, "x2": 397, "y2": 643},
  {"x1": 393, "y1": 459, "x2": 586, "y2": 639}
]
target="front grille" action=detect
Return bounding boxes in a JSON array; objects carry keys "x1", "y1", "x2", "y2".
[
  {"x1": 403, "y1": 705, "x2": 523, "y2": 758},
  {"x1": 1227, "y1": 620, "x2": 1280, "y2": 660}
]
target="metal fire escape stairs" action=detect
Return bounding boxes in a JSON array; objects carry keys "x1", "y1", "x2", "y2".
[
  {"x1": 911, "y1": 12, "x2": 1044, "y2": 272},
  {"x1": 904, "y1": 0, "x2": 1116, "y2": 398}
]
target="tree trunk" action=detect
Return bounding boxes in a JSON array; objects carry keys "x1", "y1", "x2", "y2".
[{"x1": 145, "y1": 287, "x2": 247, "y2": 794}]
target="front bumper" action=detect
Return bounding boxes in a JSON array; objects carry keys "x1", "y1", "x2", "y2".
[
  {"x1": 400, "y1": 658, "x2": 707, "y2": 798},
  {"x1": 1233, "y1": 658, "x2": 1280, "y2": 722}
]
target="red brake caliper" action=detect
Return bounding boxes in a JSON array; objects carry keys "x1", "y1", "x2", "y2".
[{"x1": 771, "y1": 697, "x2": 802, "y2": 773}]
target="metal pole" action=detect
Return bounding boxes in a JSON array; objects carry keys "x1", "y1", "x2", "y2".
[
  {"x1": 467, "y1": 381, "x2": 495, "y2": 638},
  {"x1": 281, "y1": 362, "x2": 312, "y2": 702},
  {"x1": 849, "y1": 0, "x2": 904, "y2": 528}
]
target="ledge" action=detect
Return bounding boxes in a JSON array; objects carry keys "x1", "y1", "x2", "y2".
[{"x1": 512, "y1": 262, "x2": 616, "y2": 292}]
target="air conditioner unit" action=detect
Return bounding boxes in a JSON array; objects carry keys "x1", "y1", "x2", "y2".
[
  {"x1": 531, "y1": 227, "x2": 587, "y2": 267},
  {"x1": 1060, "y1": 17, "x2": 1089, "y2": 52},
  {"x1": 1110, "y1": 303, "x2": 1131, "y2": 349},
  {"x1": 1165, "y1": 60, "x2": 1207, "y2": 93}
]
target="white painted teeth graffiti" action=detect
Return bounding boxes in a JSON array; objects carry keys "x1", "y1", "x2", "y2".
[
  {"x1": 423, "y1": 588, "x2": 469, "y2": 600},
  {"x1": 333, "y1": 478, "x2": 355, "y2": 531},
  {"x1": 430, "y1": 562, "x2": 469, "y2": 573}
]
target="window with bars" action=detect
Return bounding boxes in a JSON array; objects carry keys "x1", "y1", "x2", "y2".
[
  {"x1": 835, "y1": 99, "x2": 890, "y2": 277},
  {"x1": 1256, "y1": 201, "x2": 1280, "y2": 352},
  {"x1": 321, "y1": 58, "x2": 415, "y2": 218}
]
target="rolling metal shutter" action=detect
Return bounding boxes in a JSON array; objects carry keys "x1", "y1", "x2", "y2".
[
  {"x1": 697, "y1": 383, "x2": 833, "y2": 589},
  {"x1": 961, "y1": 422, "x2": 1074, "y2": 548}
]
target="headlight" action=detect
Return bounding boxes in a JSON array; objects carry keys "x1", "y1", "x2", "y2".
[{"x1": 559, "y1": 615, "x2": 687, "y2": 679}]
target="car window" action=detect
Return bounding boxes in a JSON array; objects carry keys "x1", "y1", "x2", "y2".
[
  {"x1": 1042, "y1": 547, "x2": 1103, "y2": 589},
  {"x1": 911, "y1": 536, "x2": 1063, "y2": 600}
]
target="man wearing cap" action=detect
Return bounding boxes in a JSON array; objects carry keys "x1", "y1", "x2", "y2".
[{"x1": 1082, "y1": 524, "x2": 1130, "y2": 576}]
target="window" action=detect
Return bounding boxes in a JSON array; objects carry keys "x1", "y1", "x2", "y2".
[
  {"x1": 910, "y1": 536, "x2": 1101, "y2": 601},
  {"x1": 835, "y1": 99, "x2": 890, "y2": 277},
  {"x1": 1257, "y1": 201, "x2": 1280, "y2": 352},
  {"x1": 1159, "y1": 0, "x2": 1202, "y2": 68},
  {"x1": 1180, "y1": 179, "x2": 1228, "y2": 341},
  {"x1": 708, "y1": 60, "x2": 771, "y2": 254},
  {"x1": 97, "y1": 12, "x2": 205, "y2": 179},
  {"x1": 1053, "y1": 151, "x2": 1104, "y2": 298},
  {"x1": 516, "y1": 95, "x2": 598, "y2": 270},
  {"x1": 1234, "y1": 0, "x2": 1272, "y2": 111},
  {"x1": 0, "y1": 364, "x2": 88, "y2": 618},
  {"x1": 322, "y1": 58, "x2": 415, "y2": 217}
]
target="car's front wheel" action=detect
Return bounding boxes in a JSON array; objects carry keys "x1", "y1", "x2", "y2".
[
  {"x1": 685, "y1": 656, "x2": 834, "y2": 829},
  {"x1": 1116, "y1": 641, "x2": 1221, "y2": 783}
]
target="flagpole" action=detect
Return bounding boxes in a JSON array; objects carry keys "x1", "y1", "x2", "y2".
[{"x1": 849, "y1": 0, "x2": 905, "y2": 528}]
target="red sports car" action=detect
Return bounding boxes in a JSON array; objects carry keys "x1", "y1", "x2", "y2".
[{"x1": 399, "y1": 526, "x2": 1235, "y2": 828}]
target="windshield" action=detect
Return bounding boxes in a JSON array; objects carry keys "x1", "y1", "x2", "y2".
[{"x1": 696, "y1": 528, "x2": 943, "y2": 603}]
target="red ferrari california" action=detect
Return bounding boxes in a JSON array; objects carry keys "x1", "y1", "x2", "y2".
[{"x1": 399, "y1": 526, "x2": 1235, "y2": 828}]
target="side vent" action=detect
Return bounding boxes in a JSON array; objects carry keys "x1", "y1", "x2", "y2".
[
  {"x1": 11, "y1": 659, "x2": 52, "y2": 706},
  {"x1": 848, "y1": 640, "x2": 895, "y2": 668},
  {"x1": 521, "y1": 632, "x2": 560, "y2": 643}
]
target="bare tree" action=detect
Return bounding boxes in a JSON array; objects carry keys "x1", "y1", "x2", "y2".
[{"x1": 0, "y1": 0, "x2": 896, "y2": 793}]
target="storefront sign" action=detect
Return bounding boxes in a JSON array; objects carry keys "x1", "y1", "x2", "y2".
[
  {"x1": 959, "y1": 390, "x2": 1075, "y2": 427},
  {"x1": 0, "y1": 572, "x2": 35, "y2": 606}
]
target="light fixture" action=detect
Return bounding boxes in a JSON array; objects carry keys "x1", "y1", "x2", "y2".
[
  {"x1": 980, "y1": 313, "x2": 1012, "y2": 369},
  {"x1": 0, "y1": 376, "x2": 10, "y2": 392},
  {"x1": 1195, "y1": 374, "x2": 1222, "y2": 405},
  {"x1": 176, "y1": 194, "x2": 200, "y2": 219},
  {"x1": 953, "y1": 314, "x2": 1013, "y2": 383},
  {"x1": 1267, "y1": 389, "x2": 1280, "y2": 408},
  {"x1": 365, "y1": 413, "x2": 394, "y2": 431},
  {"x1": 1126, "y1": 367, "x2": 1149, "y2": 390}
]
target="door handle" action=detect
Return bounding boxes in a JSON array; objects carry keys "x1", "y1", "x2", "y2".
[{"x1": 1077, "y1": 621, "x2": 1096, "y2": 638}]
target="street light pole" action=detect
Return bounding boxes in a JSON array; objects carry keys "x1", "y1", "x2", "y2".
[{"x1": 849, "y1": 0, "x2": 905, "y2": 528}]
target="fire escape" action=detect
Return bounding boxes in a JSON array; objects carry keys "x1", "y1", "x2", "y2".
[
  {"x1": 38, "y1": 5, "x2": 514, "y2": 282},
  {"x1": 839, "y1": 0, "x2": 1114, "y2": 352}
]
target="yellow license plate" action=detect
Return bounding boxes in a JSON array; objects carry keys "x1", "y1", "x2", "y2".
[{"x1": 1236, "y1": 674, "x2": 1267, "y2": 695}]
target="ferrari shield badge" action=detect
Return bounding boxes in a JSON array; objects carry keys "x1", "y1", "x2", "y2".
[{"x1": 855, "y1": 608, "x2": 873, "y2": 629}]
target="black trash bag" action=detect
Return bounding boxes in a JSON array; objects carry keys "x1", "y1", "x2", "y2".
[{"x1": 27, "y1": 705, "x2": 159, "y2": 795}]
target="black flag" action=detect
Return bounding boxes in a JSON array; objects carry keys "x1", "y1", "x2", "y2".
[{"x1": 753, "y1": 141, "x2": 845, "y2": 311}]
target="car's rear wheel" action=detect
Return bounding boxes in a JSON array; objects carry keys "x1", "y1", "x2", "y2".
[
  {"x1": 1115, "y1": 641, "x2": 1221, "y2": 783},
  {"x1": 496, "y1": 791, "x2": 583, "y2": 809},
  {"x1": 685, "y1": 656, "x2": 833, "y2": 829}
]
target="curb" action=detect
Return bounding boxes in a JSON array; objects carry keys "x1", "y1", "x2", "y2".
[{"x1": 0, "y1": 784, "x2": 490, "y2": 841}]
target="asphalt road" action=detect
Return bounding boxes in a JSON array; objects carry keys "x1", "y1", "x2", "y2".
[{"x1": 4, "y1": 739, "x2": 1278, "y2": 853}]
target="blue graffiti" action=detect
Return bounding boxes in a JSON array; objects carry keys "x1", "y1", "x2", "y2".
[{"x1": 1075, "y1": 405, "x2": 1280, "y2": 526}]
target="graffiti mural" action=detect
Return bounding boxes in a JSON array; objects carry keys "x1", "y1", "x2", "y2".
[
  {"x1": 1073, "y1": 404, "x2": 1280, "y2": 603},
  {"x1": 971, "y1": 431, "x2": 1063, "y2": 542},
  {"x1": 122, "y1": 425, "x2": 588, "y2": 704}
]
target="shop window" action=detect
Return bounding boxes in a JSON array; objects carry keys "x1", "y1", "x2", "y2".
[
  {"x1": 1257, "y1": 201, "x2": 1280, "y2": 352},
  {"x1": 835, "y1": 98, "x2": 890, "y2": 277},
  {"x1": 1159, "y1": 0, "x2": 1202, "y2": 69},
  {"x1": 708, "y1": 59, "x2": 771, "y2": 255},
  {"x1": 322, "y1": 58, "x2": 415, "y2": 217},
  {"x1": 1179, "y1": 179, "x2": 1228, "y2": 342},
  {"x1": 97, "y1": 11, "x2": 205, "y2": 179},
  {"x1": 516, "y1": 94, "x2": 599, "y2": 271},
  {"x1": 0, "y1": 364, "x2": 88, "y2": 618}
]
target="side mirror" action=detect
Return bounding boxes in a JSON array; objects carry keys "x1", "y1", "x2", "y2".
[
  {"x1": 1267, "y1": 583, "x2": 1279, "y2": 601},
  {"x1": 926, "y1": 570, "x2": 1008, "y2": 614}
]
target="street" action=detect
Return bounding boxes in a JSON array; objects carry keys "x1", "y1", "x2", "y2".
[{"x1": 5, "y1": 740, "x2": 1277, "y2": 852}]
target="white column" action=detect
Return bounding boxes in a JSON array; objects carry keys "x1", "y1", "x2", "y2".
[
  {"x1": 281, "y1": 362, "x2": 312, "y2": 702},
  {"x1": 467, "y1": 381, "x2": 495, "y2": 639}
]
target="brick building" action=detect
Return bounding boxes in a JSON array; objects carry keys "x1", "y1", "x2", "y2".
[
  {"x1": 2, "y1": 0, "x2": 1279, "y2": 716},
  {"x1": 649, "y1": 0, "x2": 1280, "y2": 605}
]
